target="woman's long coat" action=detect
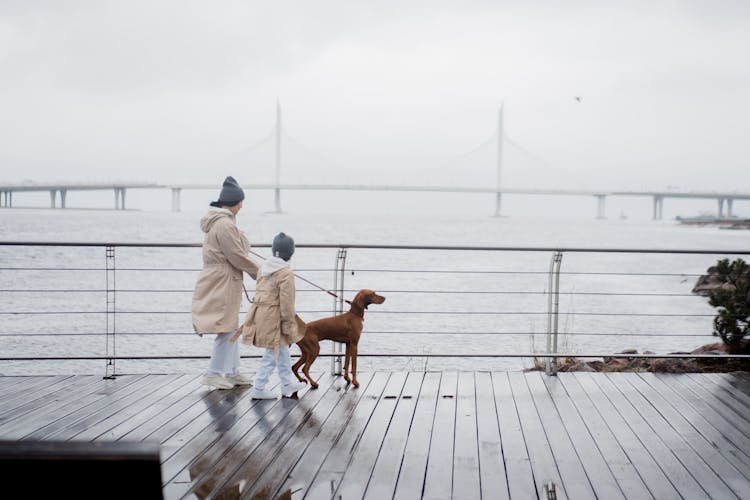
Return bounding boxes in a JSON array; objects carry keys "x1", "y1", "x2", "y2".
[
  {"x1": 235, "y1": 266, "x2": 305, "y2": 349},
  {"x1": 191, "y1": 208, "x2": 259, "y2": 334}
]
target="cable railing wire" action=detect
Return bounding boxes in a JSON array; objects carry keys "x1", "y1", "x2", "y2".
[
  {"x1": 0, "y1": 331, "x2": 716, "y2": 338},
  {"x1": 1, "y1": 241, "x2": 744, "y2": 371}
]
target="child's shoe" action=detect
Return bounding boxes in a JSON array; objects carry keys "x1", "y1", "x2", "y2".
[
  {"x1": 249, "y1": 387, "x2": 278, "y2": 400},
  {"x1": 281, "y1": 381, "x2": 307, "y2": 397}
]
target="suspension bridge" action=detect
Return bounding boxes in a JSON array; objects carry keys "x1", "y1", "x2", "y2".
[{"x1": 1, "y1": 103, "x2": 748, "y2": 219}]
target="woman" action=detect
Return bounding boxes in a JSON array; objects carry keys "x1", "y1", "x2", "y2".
[{"x1": 192, "y1": 176, "x2": 259, "y2": 389}]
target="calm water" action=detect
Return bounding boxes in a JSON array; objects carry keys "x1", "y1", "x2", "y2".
[{"x1": 1, "y1": 207, "x2": 748, "y2": 376}]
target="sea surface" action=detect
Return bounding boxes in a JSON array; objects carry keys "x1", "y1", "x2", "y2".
[{"x1": 1, "y1": 206, "x2": 749, "y2": 376}]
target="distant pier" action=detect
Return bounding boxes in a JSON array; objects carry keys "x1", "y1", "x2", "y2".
[{"x1": 0, "y1": 182, "x2": 161, "y2": 211}]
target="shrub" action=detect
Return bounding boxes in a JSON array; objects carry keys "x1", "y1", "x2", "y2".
[{"x1": 707, "y1": 258, "x2": 750, "y2": 354}]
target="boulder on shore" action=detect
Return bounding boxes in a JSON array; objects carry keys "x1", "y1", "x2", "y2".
[{"x1": 526, "y1": 344, "x2": 747, "y2": 373}]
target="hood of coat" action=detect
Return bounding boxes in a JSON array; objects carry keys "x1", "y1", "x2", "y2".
[
  {"x1": 200, "y1": 208, "x2": 234, "y2": 233},
  {"x1": 260, "y1": 256, "x2": 291, "y2": 277}
]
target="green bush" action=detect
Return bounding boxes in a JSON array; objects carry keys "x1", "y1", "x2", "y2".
[{"x1": 707, "y1": 258, "x2": 750, "y2": 354}]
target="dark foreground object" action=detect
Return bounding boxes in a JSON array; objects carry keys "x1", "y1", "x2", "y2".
[{"x1": 0, "y1": 440, "x2": 162, "y2": 499}]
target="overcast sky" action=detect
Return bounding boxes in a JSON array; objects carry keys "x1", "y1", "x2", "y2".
[{"x1": 1, "y1": 0, "x2": 749, "y2": 193}]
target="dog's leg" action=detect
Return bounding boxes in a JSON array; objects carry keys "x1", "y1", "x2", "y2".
[
  {"x1": 351, "y1": 344, "x2": 359, "y2": 388},
  {"x1": 292, "y1": 351, "x2": 307, "y2": 383},
  {"x1": 303, "y1": 344, "x2": 320, "y2": 389},
  {"x1": 343, "y1": 344, "x2": 352, "y2": 385}
]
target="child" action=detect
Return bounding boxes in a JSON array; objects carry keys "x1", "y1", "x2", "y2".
[{"x1": 232, "y1": 232, "x2": 307, "y2": 399}]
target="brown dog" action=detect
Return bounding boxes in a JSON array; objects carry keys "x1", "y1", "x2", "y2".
[{"x1": 293, "y1": 289, "x2": 385, "y2": 389}]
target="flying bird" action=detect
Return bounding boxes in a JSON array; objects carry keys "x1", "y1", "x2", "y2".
[{"x1": 574, "y1": 96, "x2": 582, "y2": 103}]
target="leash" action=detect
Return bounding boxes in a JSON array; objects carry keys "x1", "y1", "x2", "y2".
[
  {"x1": 242, "y1": 283, "x2": 253, "y2": 303},
  {"x1": 247, "y1": 249, "x2": 351, "y2": 305}
]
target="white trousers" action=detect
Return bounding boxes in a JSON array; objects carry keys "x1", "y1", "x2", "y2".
[
  {"x1": 207, "y1": 332, "x2": 240, "y2": 376},
  {"x1": 254, "y1": 345, "x2": 295, "y2": 390}
]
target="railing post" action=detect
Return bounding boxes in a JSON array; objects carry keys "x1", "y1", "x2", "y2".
[
  {"x1": 545, "y1": 251, "x2": 563, "y2": 375},
  {"x1": 331, "y1": 248, "x2": 347, "y2": 375},
  {"x1": 104, "y1": 245, "x2": 117, "y2": 379}
]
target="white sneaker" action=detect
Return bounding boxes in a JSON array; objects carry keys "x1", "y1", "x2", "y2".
[
  {"x1": 281, "y1": 381, "x2": 307, "y2": 397},
  {"x1": 249, "y1": 387, "x2": 278, "y2": 400},
  {"x1": 201, "y1": 374, "x2": 234, "y2": 390},
  {"x1": 226, "y1": 373, "x2": 253, "y2": 386}
]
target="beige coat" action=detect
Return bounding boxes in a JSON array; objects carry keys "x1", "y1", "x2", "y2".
[
  {"x1": 233, "y1": 259, "x2": 305, "y2": 350},
  {"x1": 191, "y1": 208, "x2": 259, "y2": 334}
]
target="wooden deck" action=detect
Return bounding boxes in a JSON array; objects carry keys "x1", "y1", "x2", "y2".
[{"x1": 1, "y1": 371, "x2": 749, "y2": 499}]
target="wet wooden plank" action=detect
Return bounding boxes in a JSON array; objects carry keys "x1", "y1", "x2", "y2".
[
  {"x1": 392, "y1": 371, "x2": 441, "y2": 500},
  {"x1": 716, "y1": 373, "x2": 750, "y2": 409},
  {"x1": 524, "y1": 372, "x2": 597, "y2": 500},
  {"x1": 2, "y1": 372, "x2": 750, "y2": 500},
  {"x1": 555, "y1": 373, "x2": 654, "y2": 500},
  {"x1": 172, "y1": 373, "x2": 332, "y2": 499},
  {"x1": 508, "y1": 370, "x2": 567, "y2": 498},
  {"x1": 26, "y1": 374, "x2": 176, "y2": 441},
  {"x1": 452, "y1": 371, "x2": 481, "y2": 500},
  {"x1": 649, "y1": 373, "x2": 750, "y2": 466},
  {"x1": 670, "y1": 374, "x2": 750, "y2": 440},
  {"x1": 333, "y1": 371, "x2": 409, "y2": 500},
  {"x1": 537, "y1": 373, "x2": 626, "y2": 499},
  {"x1": 0, "y1": 375, "x2": 144, "y2": 439},
  {"x1": 0, "y1": 374, "x2": 105, "y2": 423},
  {"x1": 626, "y1": 373, "x2": 750, "y2": 491},
  {"x1": 198, "y1": 372, "x2": 340, "y2": 499},
  {"x1": 474, "y1": 371, "x2": 510, "y2": 500},
  {"x1": 76, "y1": 374, "x2": 197, "y2": 441},
  {"x1": 97, "y1": 374, "x2": 203, "y2": 442},
  {"x1": 244, "y1": 373, "x2": 375, "y2": 500},
  {"x1": 361, "y1": 372, "x2": 423, "y2": 500},
  {"x1": 687, "y1": 373, "x2": 750, "y2": 416},
  {"x1": 491, "y1": 372, "x2": 536, "y2": 500},
  {"x1": 723, "y1": 372, "x2": 750, "y2": 394},
  {"x1": 582, "y1": 373, "x2": 708, "y2": 500},
  {"x1": 422, "y1": 371, "x2": 458, "y2": 500},
  {"x1": 160, "y1": 390, "x2": 270, "y2": 495},
  {"x1": 604, "y1": 373, "x2": 733, "y2": 499},
  {"x1": 160, "y1": 379, "x2": 289, "y2": 488},
  {"x1": 123, "y1": 379, "x2": 233, "y2": 443},
  {"x1": 0, "y1": 375, "x2": 62, "y2": 400},
  {"x1": 278, "y1": 372, "x2": 389, "y2": 499},
  {"x1": 304, "y1": 372, "x2": 390, "y2": 500}
]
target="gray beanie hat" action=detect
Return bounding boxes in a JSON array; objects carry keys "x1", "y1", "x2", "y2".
[
  {"x1": 272, "y1": 232, "x2": 295, "y2": 260},
  {"x1": 210, "y1": 176, "x2": 245, "y2": 207}
]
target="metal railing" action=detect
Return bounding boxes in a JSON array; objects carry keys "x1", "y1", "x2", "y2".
[{"x1": 1, "y1": 241, "x2": 749, "y2": 377}]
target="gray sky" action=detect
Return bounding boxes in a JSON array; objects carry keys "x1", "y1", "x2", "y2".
[{"x1": 1, "y1": 0, "x2": 749, "y2": 193}]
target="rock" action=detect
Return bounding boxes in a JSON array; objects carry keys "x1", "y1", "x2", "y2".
[
  {"x1": 618, "y1": 349, "x2": 639, "y2": 355},
  {"x1": 693, "y1": 264, "x2": 749, "y2": 296},
  {"x1": 627, "y1": 358, "x2": 653, "y2": 371},
  {"x1": 604, "y1": 349, "x2": 639, "y2": 364},
  {"x1": 692, "y1": 266, "x2": 723, "y2": 296},
  {"x1": 691, "y1": 342, "x2": 727, "y2": 355},
  {"x1": 649, "y1": 358, "x2": 700, "y2": 373},
  {"x1": 559, "y1": 361, "x2": 595, "y2": 372},
  {"x1": 527, "y1": 342, "x2": 747, "y2": 373},
  {"x1": 602, "y1": 358, "x2": 630, "y2": 372},
  {"x1": 586, "y1": 360, "x2": 605, "y2": 371}
]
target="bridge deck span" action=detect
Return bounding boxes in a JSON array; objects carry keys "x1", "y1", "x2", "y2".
[
  {"x1": 1, "y1": 370, "x2": 748, "y2": 499},
  {"x1": 2, "y1": 183, "x2": 749, "y2": 218}
]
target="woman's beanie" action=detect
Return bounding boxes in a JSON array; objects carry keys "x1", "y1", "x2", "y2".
[
  {"x1": 210, "y1": 176, "x2": 245, "y2": 207},
  {"x1": 272, "y1": 232, "x2": 295, "y2": 260}
]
